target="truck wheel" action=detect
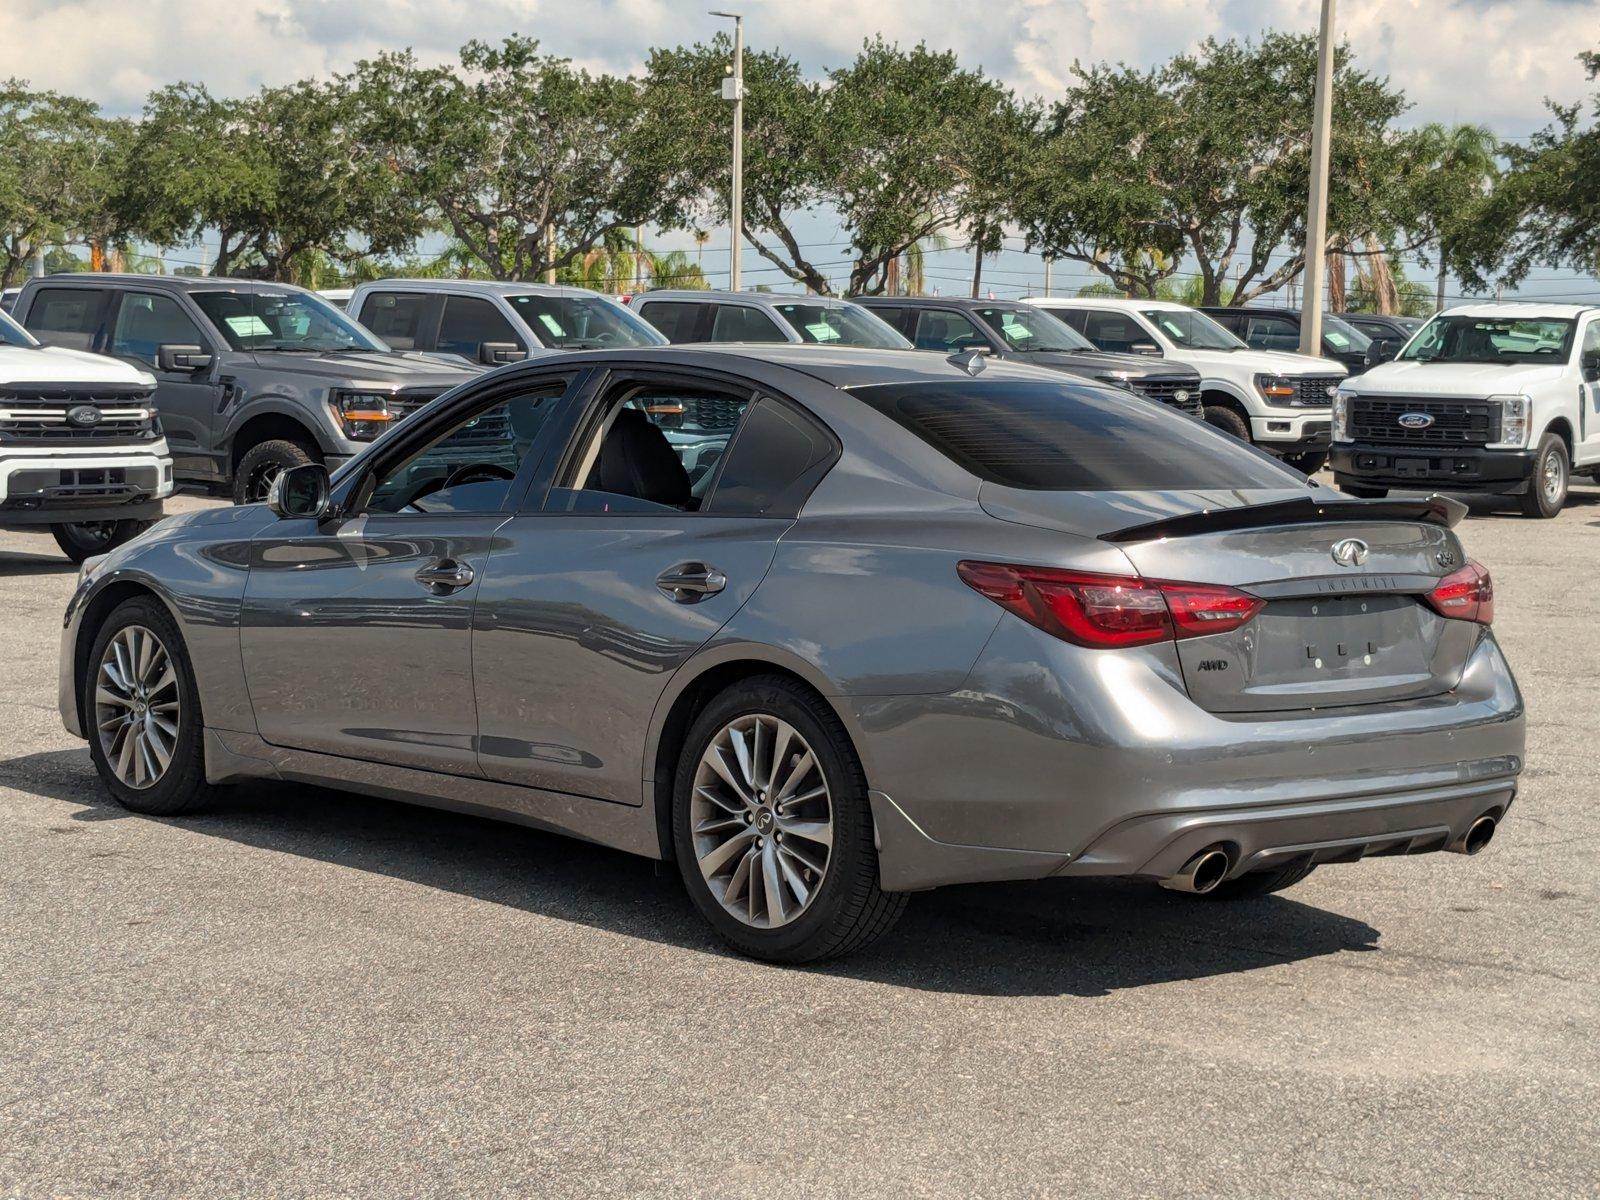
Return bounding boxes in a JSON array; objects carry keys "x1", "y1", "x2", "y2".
[
  {"x1": 1339, "y1": 484, "x2": 1388, "y2": 499},
  {"x1": 50, "y1": 519, "x2": 152, "y2": 564},
  {"x1": 1202, "y1": 404, "x2": 1251, "y2": 442},
  {"x1": 1283, "y1": 451, "x2": 1328, "y2": 475},
  {"x1": 1519, "y1": 433, "x2": 1568, "y2": 519},
  {"x1": 233, "y1": 439, "x2": 315, "y2": 506}
]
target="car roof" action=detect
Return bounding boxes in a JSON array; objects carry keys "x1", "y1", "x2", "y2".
[
  {"x1": 635, "y1": 289, "x2": 859, "y2": 308},
  {"x1": 28, "y1": 273, "x2": 316, "y2": 294},
  {"x1": 1201, "y1": 305, "x2": 1306, "y2": 318},
  {"x1": 853, "y1": 296, "x2": 1030, "y2": 311},
  {"x1": 352, "y1": 278, "x2": 612, "y2": 299},
  {"x1": 1438, "y1": 301, "x2": 1595, "y2": 319},
  {"x1": 1020, "y1": 296, "x2": 1190, "y2": 312}
]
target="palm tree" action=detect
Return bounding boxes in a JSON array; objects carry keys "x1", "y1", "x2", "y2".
[
  {"x1": 692, "y1": 229, "x2": 711, "y2": 269},
  {"x1": 1414, "y1": 122, "x2": 1500, "y2": 311}
]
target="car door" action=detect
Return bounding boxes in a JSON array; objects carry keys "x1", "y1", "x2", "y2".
[
  {"x1": 238, "y1": 370, "x2": 578, "y2": 774},
  {"x1": 106, "y1": 290, "x2": 226, "y2": 478},
  {"x1": 471, "y1": 367, "x2": 838, "y2": 803},
  {"x1": 1576, "y1": 319, "x2": 1600, "y2": 467}
]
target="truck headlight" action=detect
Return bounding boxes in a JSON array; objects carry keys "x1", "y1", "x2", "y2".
[
  {"x1": 1331, "y1": 386, "x2": 1352, "y2": 442},
  {"x1": 1487, "y1": 394, "x2": 1530, "y2": 449},
  {"x1": 330, "y1": 390, "x2": 397, "y2": 441}
]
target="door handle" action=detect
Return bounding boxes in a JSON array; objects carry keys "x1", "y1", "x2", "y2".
[
  {"x1": 415, "y1": 558, "x2": 476, "y2": 593},
  {"x1": 656, "y1": 563, "x2": 728, "y2": 601}
]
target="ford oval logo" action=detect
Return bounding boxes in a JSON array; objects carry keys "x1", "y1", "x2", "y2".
[
  {"x1": 1331, "y1": 538, "x2": 1370, "y2": 568},
  {"x1": 66, "y1": 404, "x2": 103, "y2": 428},
  {"x1": 1397, "y1": 411, "x2": 1435, "y2": 429}
]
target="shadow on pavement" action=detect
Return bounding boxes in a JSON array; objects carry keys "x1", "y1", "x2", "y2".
[
  {"x1": 2, "y1": 747, "x2": 1380, "y2": 998},
  {"x1": 0, "y1": 550, "x2": 78, "y2": 578}
]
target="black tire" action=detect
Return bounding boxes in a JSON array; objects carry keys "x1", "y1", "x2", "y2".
[
  {"x1": 50, "y1": 519, "x2": 152, "y2": 563},
  {"x1": 83, "y1": 596, "x2": 220, "y2": 816},
  {"x1": 1202, "y1": 403, "x2": 1252, "y2": 442},
  {"x1": 1282, "y1": 451, "x2": 1329, "y2": 475},
  {"x1": 1194, "y1": 858, "x2": 1317, "y2": 901},
  {"x1": 233, "y1": 438, "x2": 316, "y2": 506},
  {"x1": 1339, "y1": 483, "x2": 1388, "y2": 499},
  {"x1": 672, "y1": 675, "x2": 907, "y2": 963},
  {"x1": 1519, "y1": 432, "x2": 1569, "y2": 519}
]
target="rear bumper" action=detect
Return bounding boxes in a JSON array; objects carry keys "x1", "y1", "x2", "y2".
[
  {"x1": 853, "y1": 624, "x2": 1525, "y2": 892},
  {"x1": 1331, "y1": 443, "x2": 1537, "y2": 493}
]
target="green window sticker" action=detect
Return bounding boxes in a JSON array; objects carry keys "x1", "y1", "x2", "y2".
[
  {"x1": 999, "y1": 315, "x2": 1034, "y2": 341},
  {"x1": 805, "y1": 321, "x2": 841, "y2": 342},
  {"x1": 538, "y1": 314, "x2": 565, "y2": 338},
  {"x1": 225, "y1": 315, "x2": 271, "y2": 338}
]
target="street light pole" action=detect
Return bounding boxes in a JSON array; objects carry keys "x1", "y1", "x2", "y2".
[
  {"x1": 711, "y1": 11, "x2": 744, "y2": 291},
  {"x1": 1298, "y1": 0, "x2": 1336, "y2": 357}
]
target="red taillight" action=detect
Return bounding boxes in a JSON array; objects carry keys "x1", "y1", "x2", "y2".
[
  {"x1": 957, "y1": 561, "x2": 1263, "y2": 649},
  {"x1": 1424, "y1": 560, "x2": 1494, "y2": 625}
]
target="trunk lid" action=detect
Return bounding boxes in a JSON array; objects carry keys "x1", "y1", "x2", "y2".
[{"x1": 981, "y1": 484, "x2": 1479, "y2": 713}]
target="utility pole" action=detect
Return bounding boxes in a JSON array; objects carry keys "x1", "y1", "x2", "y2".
[
  {"x1": 30, "y1": 239, "x2": 44, "y2": 278},
  {"x1": 711, "y1": 11, "x2": 744, "y2": 291},
  {"x1": 544, "y1": 222, "x2": 556, "y2": 285},
  {"x1": 1042, "y1": 256, "x2": 1052, "y2": 297},
  {"x1": 970, "y1": 235, "x2": 984, "y2": 299},
  {"x1": 1298, "y1": 0, "x2": 1336, "y2": 357}
]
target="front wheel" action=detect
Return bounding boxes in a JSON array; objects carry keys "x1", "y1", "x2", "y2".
[
  {"x1": 51, "y1": 519, "x2": 151, "y2": 563},
  {"x1": 233, "y1": 439, "x2": 316, "y2": 506},
  {"x1": 1519, "y1": 433, "x2": 1569, "y2": 518},
  {"x1": 1202, "y1": 404, "x2": 1251, "y2": 442},
  {"x1": 672, "y1": 676, "x2": 907, "y2": 963}
]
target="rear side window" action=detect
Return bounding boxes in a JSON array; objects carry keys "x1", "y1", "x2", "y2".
[
  {"x1": 361, "y1": 292, "x2": 428, "y2": 349},
  {"x1": 709, "y1": 305, "x2": 788, "y2": 343},
  {"x1": 635, "y1": 301, "x2": 704, "y2": 343},
  {"x1": 851, "y1": 380, "x2": 1298, "y2": 491},
  {"x1": 438, "y1": 296, "x2": 522, "y2": 357},
  {"x1": 26, "y1": 288, "x2": 110, "y2": 351},
  {"x1": 707, "y1": 397, "x2": 839, "y2": 517}
]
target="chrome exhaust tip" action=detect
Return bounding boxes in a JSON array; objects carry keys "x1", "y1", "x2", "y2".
[
  {"x1": 1160, "y1": 847, "x2": 1232, "y2": 894},
  {"x1": 1449, "y1": 815, "x2": 1498, "y2": 856}
]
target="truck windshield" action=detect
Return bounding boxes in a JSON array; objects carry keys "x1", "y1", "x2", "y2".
[
  {"x1": 773, "y1": 302, "x2": 910, "y2": 348},
  {"x1": 508, "y1": 294, "x2": 664, "y2": 348},
  {"x1": 0, "y1": 308, "x2": 37, "y2": 347},
  {"x1": 1139, "y1": 309, "x2": 1247, "y2": 350},
  {"x1": 976, "y1": 305, "x2": 1096, "y2": 353},
  {"x1": 193, "y1": 289, "x2": 386, "y2": 353},
  {"x1": 1399, "y1": 315, "x2": 1577, "y2": 364}
]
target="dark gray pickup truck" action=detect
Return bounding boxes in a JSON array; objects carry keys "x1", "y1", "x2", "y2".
[{"x1": 14, "y1": 275, "x2": 479, "y2": 503}]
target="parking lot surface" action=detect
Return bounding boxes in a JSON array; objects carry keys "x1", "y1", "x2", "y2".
[{"x1": 2, "y1": 486, "x2": 1598, "y2": 1198}]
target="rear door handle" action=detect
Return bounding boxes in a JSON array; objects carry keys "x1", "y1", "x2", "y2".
[
  {"x1": 415, "y1": 558, "x2": 476, "y2": 593},
  {"x1": 656, "y1": 563, "x2": 728, "y2": 601}
]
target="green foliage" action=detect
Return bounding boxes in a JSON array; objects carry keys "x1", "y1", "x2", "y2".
[{"x1": 1346, "y1": 253, "x2": 1434, "y2": 316}]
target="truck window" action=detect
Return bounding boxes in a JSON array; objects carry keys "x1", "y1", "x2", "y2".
[
  {"x1": 634, "y1": 301, "x2": 704, "y2": 343},
  {"x1": 1080, "y1": 311, "x2": 1146, "y2": 353},
  {"x1": 111, "y1": 293, "x2": 206, "y2": 366},
  {"x1": 438, "y1": 296, "x2": 522, "y2": 357},
  {"x1": 25, "y1": 288, "x2": 110, "y2": 351},
  {"x1": 708, "y1": 305, "x2": 788, "y2": 343},
  {"x1": 911, "y1": 309, "x2": 987, "y2": 353},
  {"x1": 361, "y1": 292, "x2": 429, "y2": 350}
]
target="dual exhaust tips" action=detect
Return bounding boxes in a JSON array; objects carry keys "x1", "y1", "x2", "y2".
[{"x1": 1160, "y1": 813, "x2": 1499, "y2": 893}]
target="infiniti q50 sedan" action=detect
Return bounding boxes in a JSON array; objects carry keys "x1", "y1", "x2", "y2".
[{"x1": 58, "y1": 346, "x2": 1525, "y2": 962}]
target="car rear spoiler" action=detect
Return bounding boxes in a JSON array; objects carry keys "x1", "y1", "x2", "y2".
[{"x1": 1100, "y1": 493, "x2": 1468, "y2": 544}]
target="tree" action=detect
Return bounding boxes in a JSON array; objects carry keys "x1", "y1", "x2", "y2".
[
  {"x1": 1402, "y1": 122, "x2": 1499, "y2": 310},
  {"x1": 1014, "y1": 33, "x2": 1411, "y2": 305},
  {"x1": 351, "y1": 36, "x2": 698, "y2": 282}
]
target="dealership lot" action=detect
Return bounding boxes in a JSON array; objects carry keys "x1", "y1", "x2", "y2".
[{"x1": 1, "y1": 486, "x2": 1597, "y2": 1197}]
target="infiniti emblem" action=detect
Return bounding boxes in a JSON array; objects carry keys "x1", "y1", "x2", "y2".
[
  {"x1": 66, "y1": 404, "x2": 103, "y2": 428},
  {"x1": 1437, "y1": 546, "x2": 1458, "y2": 568},
  {"x1": 1397, "y1": 412, "x2": 1435, "y2": 429},
  {"x1": 755, "y1": 809, "x2": 775, "y2": 833},
  {"x1": 1331, "y1": 538, "x2": 1370, "y2": 567}
]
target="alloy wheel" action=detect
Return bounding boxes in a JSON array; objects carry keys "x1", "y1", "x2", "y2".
[
  {"x1": 94, "y1": 625, "x2": 180, "y2": 790},
  {"x1": 690, "y1": 713, "x2": 833, "y2": 929},
  {"x1": 245, "y1": 461, "x2": 281, "y2": 503}
]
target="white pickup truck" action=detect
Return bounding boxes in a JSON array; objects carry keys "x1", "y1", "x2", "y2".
[
  {"x1": 1330, "y1": 302, "x2": 1600, "y2": 518},
  {"x1": 0, "y1": 306, "x2": 172, "y2": 560},
  {"x1": 1023, "y1": 296, "x2": 1347, "y2": 472}
]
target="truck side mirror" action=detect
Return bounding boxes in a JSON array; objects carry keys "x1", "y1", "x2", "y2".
[
  {"x1": 158, "y1": 344, "x2": 214, "y2": 373},
  {"x1": 1583, "y1": 351, "x2": 1600, "y2": 383},
  {"x1": 1366, "y1": 338, "x2": 1401, "y2": 367},
  {"x1": 478, "y1": 341, "x2": 528, "y2": 366},
  {"x1": 1129, "y1": 341, "x2": 1162, "y2": 356}
]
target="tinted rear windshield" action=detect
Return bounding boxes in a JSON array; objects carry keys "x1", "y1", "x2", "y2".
[{"x1": 850, "y1": 379, "x2": 1298, "y2": 491}]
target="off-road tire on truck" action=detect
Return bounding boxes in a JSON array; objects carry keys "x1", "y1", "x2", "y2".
[
  {"x1": 50, "y1": 519, "x2": 152, "y2": 563},
  {"x1": 233, "y1": 439, "x2": 316, "y2": 506},
  {"x1": 1202, "y1": 404, "x2": 1251, "y2": 442}
]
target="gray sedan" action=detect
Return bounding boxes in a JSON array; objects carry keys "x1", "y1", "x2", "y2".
[{"x1": 58, "y1": 346, "x2": 1524, "y2": 962}]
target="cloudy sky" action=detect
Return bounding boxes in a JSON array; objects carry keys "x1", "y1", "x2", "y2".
[{"x1": 5, "y1": 0, "x2": 1597, "y2": 297}]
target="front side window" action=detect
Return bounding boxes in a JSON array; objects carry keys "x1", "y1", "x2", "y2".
[
  {"x1": 976, "y1": 305, "x2": 1096, "y2": 353},
  {"x1": 1079, "y1": 310, "x2": 1149, "y2": 353},
  {"x1": 1139, "y1": 308, "x2": 1247, "y2": 350},
  {"x1": 193, "y1": 289, "x2": 385, "y2": 353},
  {"x1": 0, "y1": 308, "x2": 37, "y2": 347},
  {"x1": 507, "y1": 293, "x2": 663, "y2": 348},
  {"x1": 360, "y1": 292, "x2": 428, "y2": 349},
  {"x1": 111, "y1": 293, "x2": 206, "y2": 366},
  {"x1": 1242, "y1": 315, "x2": 1301, "y2": 352},
  {"x1": 635, "y1": 301, "x2": 705, "y2": 343},
  {"x1": 25, "y1": 287, "x2": 110, "y2": 351},
  {"x1": 850, "y1": 379, "x2": 1298, "y2": 491},
  {"x1": 438, "y1": 296, "x2": 522, "y2": 357},
  {"x1": 365, "y1": 382, "x2": 566, "y2": 515},
  {"x1": 1399, "y1": 315, "x2": 1577, "y2": 365},
  {"x1": 772, "y1": 302, "x2": 910, "y2": 348},
  {"x1": 911, "y1": 309, "x2": 990, "y2": 353},
  {"x1": 708, "y1": 304, "x2": 789, "y2": 343}
]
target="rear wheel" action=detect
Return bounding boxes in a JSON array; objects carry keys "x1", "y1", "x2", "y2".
[
  {"x1": 83, "y1": 597, "x2": 219, "y2": 816},
  {"x1": 233, "y1": 438, "x2": 316, "y2": 506},
  {"x1": 1519, "y1": 432, "x2": 1568, "y2": 518},
  {"x1": 51, "y1": 519, "x2": 151, "y2": 563},
  {"x1": 1340, "y1": 483, "x2": 1388, "y2": 499},
  {"x1": 672, "y1": 676, "x2": 906, "y2": 963},
  {"x1": 1202, "y1": 404, "x2": 1251, "y2": 442},
  {"x1": 1193, "y1": 858, "x2": 1317, "y2": 901}
]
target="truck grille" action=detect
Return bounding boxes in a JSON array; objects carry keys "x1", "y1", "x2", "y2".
[
  {"x1": 0, "y1": 384, "x2": 159, "y2": 444},
  {"x1": 386, "y1": 388, "x2": 450, "y2": 421},
  {"x1": 1350, "y1": 397, "x2": 1498, "y2": 446},
  {"x1": 1291, "y1": 375, "x2": 1342, "y2": 407},
  {"x1": 1128, "y1": 377, "x2": 1204, "y2": 417}
]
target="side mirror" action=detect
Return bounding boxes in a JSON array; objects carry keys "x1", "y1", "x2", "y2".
[
  {"x1": 951, "y1": 337, "x2": 994, "y2": 355},
  {"x1": 1129, "y1": 341, "x2": 1162, "y2": 356},
  {"x1": 267, "y1": 463, "x2": 331, "y2": 520},
  {"x1": 1366, "y1": 337, "x2": 1401, "y2": 367},
  {"x1": 478, "y1": 341, "x2": 529, "y2": 366},
  {"x1": 1583, "y1": 351, "x2": 1600, "y2": 382},
  {"x1": 158, "y1": 343, "x2": 213, "y2": 373}
]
